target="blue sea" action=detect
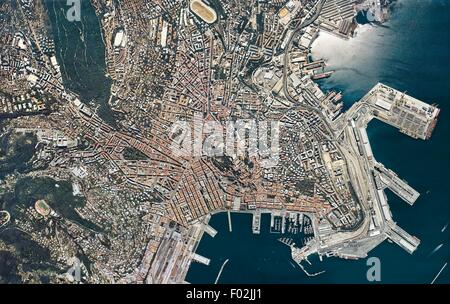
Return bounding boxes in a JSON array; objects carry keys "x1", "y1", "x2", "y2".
[{"x1": 187, "y1": 0, "x2": 450, "y2": 284}]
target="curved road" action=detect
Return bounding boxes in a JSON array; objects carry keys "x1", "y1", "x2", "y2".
[{"x1": 0, "y1": 211, "x2": 11, "y2": 228}]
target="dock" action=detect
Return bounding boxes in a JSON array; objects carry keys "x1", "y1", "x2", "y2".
[
  {"x1": 361, "y1": 83, "x2": 440, "y2": 140},
  {"x1": 227, "y1": 211, "x2": 232, "y2": 232},
  {"x1": 308, "y1": 82, "x2": 439, "y2": 261},
  {"x1": 204, "y1": 224, "x2": 217, "y2": 238},
  {"x1": 214, "y1": 259, "x2": 229, "y2": 284},
  {"x1": 375, "y1": 163, "x2": 420, "y2": 205},
  {"x1": 281, "y1": 211, "x2": 286, "y2": 234},
  {"x1": 385, "y1": 222, "x2": 420, "y2": 254},
  {"x1": 193, "y1": 253, "x2": 211, "y2": 266},
  {"x1": 252, "y1": 211, "x2": 261, "y2": 234},
  {"x1": 278, "y1": 237, "x2": 294, "y2": 247}
]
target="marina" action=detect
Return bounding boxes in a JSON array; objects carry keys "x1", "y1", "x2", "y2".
[
  {"x1": 374, "y1": 162, "x2": 420, "y2": 206},
  {"x1": 187, "y1": 212, "x2": 321, "y2": 283}
]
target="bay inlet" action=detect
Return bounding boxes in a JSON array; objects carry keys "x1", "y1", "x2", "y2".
[{"x1": 43, "y1": 0, "x2": 117, "y2": 126}]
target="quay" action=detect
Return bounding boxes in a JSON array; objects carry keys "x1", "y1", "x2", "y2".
[
  {"x1": 193, "y1": 253, "x2": 211, "y2": 266},
  {"x1": 281, "y1": 210, "x2": 286, "y2": 234},
  {"x1": 252, "y1": 211, "x2": 261, "y2": 234},
  {"x1": 385, "y1": 222, "x2": 420, "y2": 254},
  {"x1": 214, "y1": 259, "x2": 229, "y2": 284},
  {"x1": 359, "y1": 83, "x2": 440, "y2": 140},
  {"x1": 322, "y1": 82, "x2": 437, "y2": 259},
  {"x1": 204, "y1": 224, "x2": 217, "y2": 238},
  {"x1": 374, "y1": 162, "x2": 420, "y2": 205}
]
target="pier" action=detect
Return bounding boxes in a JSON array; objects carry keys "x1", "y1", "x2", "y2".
[
  {"x1": 214, "y1": 259, "x2": 229, "y2": 284},
  {"x1": 281, "y1": 210, "x2": 286, "y2": 234},
  {"x1": 360, "y1": 83, "x2": 440, "y2": 140},
  {"x1": 193, "y1": 253, "x2": 211, "y2": 266},
  {"x1": 295, "y1": 259, "x2": 325, "y2": 277},
  {"x1": 252, "y1": 211, "x2": 261, "y2": 234},
  {"x1": 431, "y1": 262, "x2": 447, "y2": 284},
  {"x1": 278, "y1": 237, "x2": 295, "y2": 247},
  {"x1": 374, "y1": 162, "x2": 420, "y2": 205},
  {"x1": 204, "y1": 224, "x2": 217, "y2": 238},
  {"x1": 328, "y1": 82, "x2": 439, "y2": 259},
  {"x1": 385, "y1": 222, "x2": 420, "y2": 254}
]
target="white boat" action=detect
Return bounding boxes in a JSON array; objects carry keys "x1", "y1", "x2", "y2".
[
  {"x1": 442, "y1": 222, "x2": 449, "y2": 233},
  {"x1": 428, "y1": 243, "x2": 444, "y2": 257}
]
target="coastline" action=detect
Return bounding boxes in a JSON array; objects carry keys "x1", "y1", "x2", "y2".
[{"x1": 187, "y1": 0, "x2": 450, "y2": 284}]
